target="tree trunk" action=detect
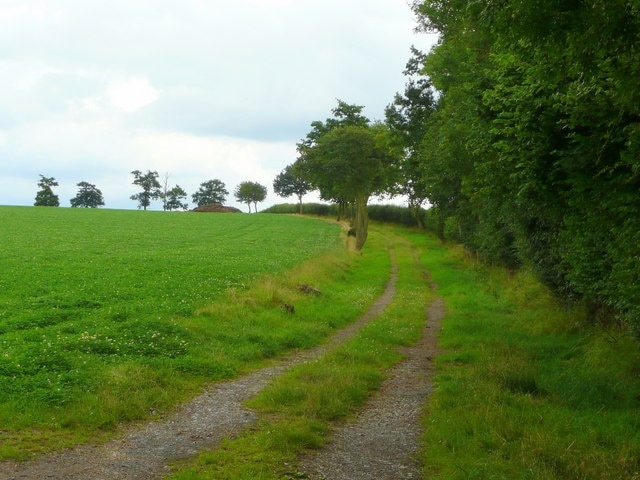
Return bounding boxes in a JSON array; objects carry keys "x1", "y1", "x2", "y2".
[
  {"x1": 354, "y1": 194, "x2": 369, "y2": 250},
  {"x1": 409, "y1": 200, "x2": 424, "y2": 230},
  {"x1": 437, "y1": 213, "x2": 445, "y2": 240}
]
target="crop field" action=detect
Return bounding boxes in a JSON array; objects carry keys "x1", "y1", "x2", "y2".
[{"x1": 0, "y1": 206, "x2": 350, "y2": 457}]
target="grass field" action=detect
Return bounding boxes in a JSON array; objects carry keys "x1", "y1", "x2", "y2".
[{"x1": 0, "y1": 206, "x2": 358, "y2": 458}]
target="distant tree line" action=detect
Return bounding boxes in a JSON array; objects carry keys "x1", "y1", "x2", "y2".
[
  {"x1": 34, "y1": 175, "x2": 105, "y2": 208},
  {"x1": 33, "y1": 172, "x2": 271, "y2": 213}
]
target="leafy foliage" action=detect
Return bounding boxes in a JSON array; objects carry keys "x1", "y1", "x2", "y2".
[
  {"x1": 296, "y1": 100, "x2": 400, "y2": 249},
  {"x1": 385, "y1": 47, "x2": 437, "y2": 227},
  {"x1": 34, "y1": 175, "x2": 60, "y2": 207},
  {"x1": 272, "y1": 164, "x2": 312, "y2": 214},
  {"x1": 70, "y1": 181, "x2": 105, "y2": 208},
  {"x1": 163, "y1": 185, "x2": 189, "y2": 211},
  {"x1": 191, "y1": 179, "x2": 229, "y2": 207},
  {"x1": 234, "y1": 181, "x2": 267, "y2": 213},
  {"x1": 410, "y1": 0, "x2": 640, "y2": 327},
  {"x1": 130, "y1": 170, "x2": 162, "y2": 210}
]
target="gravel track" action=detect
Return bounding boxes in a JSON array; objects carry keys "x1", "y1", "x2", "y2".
[{"x1": 299, "y1": 295, "x2": 443, "y2": 480}]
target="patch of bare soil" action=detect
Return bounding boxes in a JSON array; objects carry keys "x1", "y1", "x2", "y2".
[
  {"x1": 298, "y1": 295, "x2": 444, "y2": 480},
  {"x1": 0, "y1": 258, "x2": 400, "y2": 480}
]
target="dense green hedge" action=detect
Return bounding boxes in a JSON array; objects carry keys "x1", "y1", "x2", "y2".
[{"x1": 411, "y1": 0, "x2": 640, "y2": 330}]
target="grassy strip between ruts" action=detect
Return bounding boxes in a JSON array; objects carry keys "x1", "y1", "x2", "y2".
[
  {"x1": 413, "y1": 230, "x2": 640, "y2": 480},
  {"x1": 166, "y1": 225, "x2": 434, "y2": 479}
]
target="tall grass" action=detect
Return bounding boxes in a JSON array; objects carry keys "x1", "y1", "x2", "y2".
[{"x1": 415, "y1": 233, "x2": 640, "y2": 480}]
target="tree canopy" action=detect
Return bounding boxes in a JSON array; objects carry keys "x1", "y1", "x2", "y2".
[
  {"x1": 407, "y1": 0, "x2": 640, "y2": 327},
  {"x1": 164, "y1": 185, "x2": 189, "y2": 211},
  {"x1": 234, "y1": 181, "x2": 267, "y2": 213},
  {"x1": 70, "y1": 181, "x2": 104, "y2": 208},
  {"x1": 34, "y1": 175, "x2": 60, "y2": 207},
  {"x1": 192, "y1": 179, "x2": 229, "y2": 207},
  {"x1": 130, "y1": 170, "x2": 162, "y2": 211},
  {"x1": 385, "y1": 48, "x2": 437, "y2": 228},
  {"x1": 273, "y1": 164, "x2": 312, "y2": 214},
  {"x1": 296, "y1": 100, "x2": 398, "y2": 249}
]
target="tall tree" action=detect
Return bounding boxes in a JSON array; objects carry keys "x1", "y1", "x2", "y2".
[
  {"x1": 70, "y1": 181, "x2": 105, "y2": 208},
  {"x1": 192, "y1": 179, "x2": 229, "y2": 207},
  {"x1": 272, "y1": 164, "x2": 312, "y2": 214},
  {"x1": 234, "y1": 181, "x2": 267, "y2": 213},
  {"x1": 296, "y1": 101, "x2": 398, "y2": 250},
  {"x1": 130, "y1": 170, "x2": 162, "y2": 210},
  {"x1": 385, "y1": 47, "x2": 437, "y2": 228},
  {"x1": 414, "y1": 0, "x2": 640, "y2": 326},
  {"x1": 34, "y1": 175, "x2": 60, "y2": 207}
]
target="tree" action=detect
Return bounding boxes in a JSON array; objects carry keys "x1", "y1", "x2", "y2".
[
  {"x1": 70, "y1": 181, "x2": 105, "y2": 208},
  {"x1": 130, "y1": 170, "x2": 162, "y2": 210},
  {"x1": 296, "y1": 101, "x2": 398, "y2": 249},
  {"x1": 414, "y1": 0, "x2": 640, "y2": 327},
  {"x1": 234, "y1": 181, "x2": 267, "y2": 213},
  {"x1": 385, "y1": 47, "x2": 437, "y2": 228},
  {"x1": 164, "y1": 185, "x2": 189, "y2": 211},
  {"x1": 34, "y1": 175, "x2": 60, "y2": 207},
  {"x1": 192, "y1": 179, "x2": 229, "y2": 207},
  {"x1": 272, "y1": 164, "x2": 312, "y2": 214}
]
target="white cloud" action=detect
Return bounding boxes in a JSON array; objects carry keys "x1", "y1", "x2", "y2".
[
  {"x1": 0, "y1": 3, "x2": 45, "y2": 22},
  {"x1": 107, "y1": 77, "x2": 160, "y2": 113}
]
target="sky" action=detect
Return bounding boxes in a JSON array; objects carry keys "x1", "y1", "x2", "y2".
[{"x1": 0, "y1": 0, "x2": 437, "y2": 211}]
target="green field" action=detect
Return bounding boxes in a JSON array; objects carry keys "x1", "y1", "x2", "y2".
[
  {"x1": 0, "y1": 206, "x2": 355, "y2": 457},
  {"x1": 1, "y1": 206, "x2": 638, "y2": 479}
]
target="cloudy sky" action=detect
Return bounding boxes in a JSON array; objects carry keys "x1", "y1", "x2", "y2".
[{"x1": 0, "y1": 0, "x2": 437, "y2": 211}]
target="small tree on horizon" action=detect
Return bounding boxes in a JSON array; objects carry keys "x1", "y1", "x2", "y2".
[
  {"x1": 273, "y1": 164, "x2": 312, "y2": 214},
  {"x1": 70, "y1": 181, "x2": 105, "y2": 208},
  {"x1": 234, "y1": 181, "x2": 267, "y2": 213},
  {"x1": 164, "y1": 185, "x2": 189, "y2": 211},
  {"x1": 192, "y1": 179, "x2": 229, "y2": 207},
  {"x1": 34, "y1": 175, "x2": 60, "y2": 207},
  {"x1": 130, "y1": 170, "x2": 162, "y2": 210}
]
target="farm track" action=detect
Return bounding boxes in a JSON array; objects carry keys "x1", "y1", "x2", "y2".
[
  {"x1": 0, "y1": 243, "x2": 443, "y2": 480},
  {"x1": 299, "y1": 296, "x2": 443, "y2": 480}
]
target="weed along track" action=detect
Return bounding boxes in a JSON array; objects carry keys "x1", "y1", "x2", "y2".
[{"x1": 0, "y1": 247, "x2": 401, "y2": 479}]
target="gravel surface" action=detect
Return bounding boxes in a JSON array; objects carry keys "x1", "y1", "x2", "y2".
[
  {"x1": 299, "y1": 295, "x2": 444, "y2": 480},
  {"x1": 0, "y1": 252, "x2": 443, "y2": 480}
]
